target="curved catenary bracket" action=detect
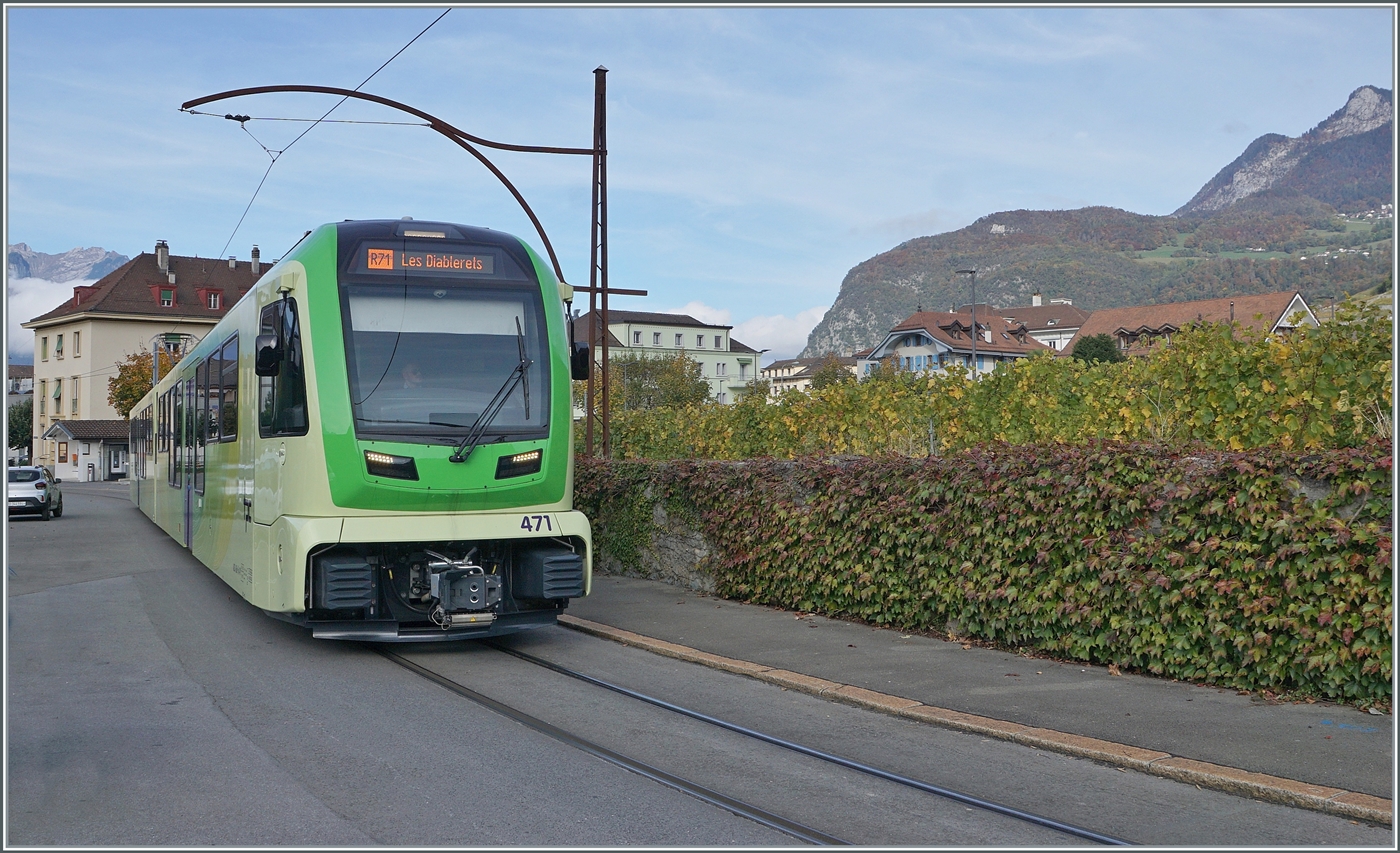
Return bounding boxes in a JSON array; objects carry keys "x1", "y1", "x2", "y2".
[{"x1": 181, "y1": 84, "x2": 594, "y2": 283}]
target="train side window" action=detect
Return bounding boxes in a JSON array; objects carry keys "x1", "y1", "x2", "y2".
[
  {"x1": 258, "y1": 299, "x2": 309, "y2": 437},
  {"x1": 206, "y1": 351, "x2": 221, "y2": 444},
  {"x1": 171, "y1": 381, "x2": 184, "y2": 488},
  {"x1": 195, "y1": 360, "x2": 208, "y2": 494},
  {"x1": 162, "y1": 390, "x2": 170, "y2": 483},
  {"x1": 186, "y1": 379, "x2": 196, "y2": 483},
  {"x1": 130, "y1": 415, "x2": 139, "y2": 479},
  {"x1": 220, "y1": 335, "x2": 238, "y2": 440},
  {"x1": 144, "y1": 405, "x2": 154, "y2": 478}
]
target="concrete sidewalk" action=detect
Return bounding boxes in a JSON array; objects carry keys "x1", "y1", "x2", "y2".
[{"x1": 565, "y1": 574, "x2": 1393, "y2": 825}]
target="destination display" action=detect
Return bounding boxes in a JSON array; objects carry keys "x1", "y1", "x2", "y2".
[{"x1": 363, "y1": 246, "x2": 496, "y2": 276}]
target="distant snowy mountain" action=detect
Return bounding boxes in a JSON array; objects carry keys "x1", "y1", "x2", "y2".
[{"x1": 7, "y1": 242, "x2": 129, "y2": 282}]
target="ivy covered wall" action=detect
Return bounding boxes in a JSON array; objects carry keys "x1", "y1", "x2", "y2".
[{"x1": 576, "y1": 441, "x2": 1392, "y2": 705}]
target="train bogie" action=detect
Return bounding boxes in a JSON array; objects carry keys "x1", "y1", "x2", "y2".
[{"x1": 129, "y1": 219, "x2": 592, "y2": 641}]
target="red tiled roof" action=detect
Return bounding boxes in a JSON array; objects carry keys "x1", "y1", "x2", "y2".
[
  {"x1": 24, "y1": 249, "x2": 264, "y2": 327},
  {"x1": 1065, "y1": 291, "x2": 1312, "y2": 355},
  {"x1": 992, "y1": 303, "x2": 1092, "y2": 332},
  {"x1": 888, "y1": 311, "x2": 1051, "y2": 356}
]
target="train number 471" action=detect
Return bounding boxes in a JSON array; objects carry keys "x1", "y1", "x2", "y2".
[{"x1": 520, "y1": 514, "x2": 554, "y2": 533}]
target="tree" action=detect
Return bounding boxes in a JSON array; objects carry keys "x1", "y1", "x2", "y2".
[
  {"x1": 8, "y1": 396, "x2": 33, "y2": 454},
  {"x1": 1070, "y1": 333, "x2": 1125, "y2": 364},
  {"x1": 736, "y1": 377, "x2": 772, "y2": 402},
  {"x1": 809, "y1": 354, "x2": 855, "y2": 390},
  {"x1": 108, "y1": 349, "x2": 174, "y2": 419},
  {"x1": 611, "y1": 352, "x2": 711, "y2": 411}
]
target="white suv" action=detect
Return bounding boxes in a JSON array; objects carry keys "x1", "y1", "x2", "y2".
[{"x1": 7, "y1": 466, "x2": 63, "y2": 521}]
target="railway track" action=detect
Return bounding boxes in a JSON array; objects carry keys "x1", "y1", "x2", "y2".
[{"x1": 374, "y1": 643, "x2": 1132, "y2": 846}]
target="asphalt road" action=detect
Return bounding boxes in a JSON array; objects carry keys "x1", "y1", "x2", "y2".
[{"x1": 5, "y1": 481, "x2": 1392, "y2": 846}]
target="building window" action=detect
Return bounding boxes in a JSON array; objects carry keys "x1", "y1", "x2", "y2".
[
  {"x1": 58, "y1": 442, "x2": 68, "y2": 464},
  {"x1": 717, "y1": 393, "x2": 727, "y2": 404},
  {"x1": 55, "y1": 334, "x2": 64, "y2": 358},
  {"x1": 715, "y1": 336, "x2": 722, "y2": 349},
  {"x1": 207, "y1": 292, "x2": 221, "y2": 310},
  {"x1": 161, "y1": 289, "x2": 174, "y2": 307},
  {"x1": 74, "y1": 331, "x2": 81, "y2": 357},
  {"x1": 652, "y1": 332, "x2": 661, "y2": 346},
  {"x1": 697, "y1": 334, "x2": 705, "y2": 348},
  {"x1": 633, "y1": 331, "x2": 641, "y2": 345},
  {"x1": 40, "y1": 337, "x2": 48, "y2": 361},
  {"x1": 675, "y1": 333, "x2": 683, "y2": 347},
  {"x1": 38, "y1": 381, "x2": 46, "y2": 414},
  {"x1": 71, "y1": 377, "x2": 79, "y2": 414},
  {"x1": 739, "y1": 363, "x2": 747, "y2": 379},
  {"x1": 53, "y1": 379, "x2": 62, "y2": 407},
  {"x1": 716, "y1": 362, "x2": 727, "y2": 376}
]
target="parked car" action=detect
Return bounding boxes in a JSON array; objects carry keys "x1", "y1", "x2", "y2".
[{"x1": 7, "y1": 466, "x2": 63, "y2": 520}]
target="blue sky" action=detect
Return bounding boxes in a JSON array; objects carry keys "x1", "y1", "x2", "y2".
[{"x1": 5, "y1": 5, "x2": 1394, "y2": 363}]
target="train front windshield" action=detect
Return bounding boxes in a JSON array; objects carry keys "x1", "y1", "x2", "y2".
[{"x1": 342, "y1": 280, "x2": 550, "y2": 444}]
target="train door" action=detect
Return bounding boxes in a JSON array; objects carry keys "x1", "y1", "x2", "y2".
[{"x1": 252, "y1": 297, "x2": 309, "y2": 525}]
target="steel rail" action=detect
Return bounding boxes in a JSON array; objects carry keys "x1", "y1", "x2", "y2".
[
  {"x1": 179, "y1": 84, "x2": 585, "y2": 285},
  {"x1": 491, "y1": 644, "x2": 1134, "y2": 847},
  {"x1": 375, "y1": 648, "x2": 848, "y2": 846}
]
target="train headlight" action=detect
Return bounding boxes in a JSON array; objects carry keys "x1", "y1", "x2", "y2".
[
  {"x1": 365, "y1": 450, "x2": 419, "y2": 481},
  {"x1": 494, "y1": 449, "x2": 543, "y2": 479}
]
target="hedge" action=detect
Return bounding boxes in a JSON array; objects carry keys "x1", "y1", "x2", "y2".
[
  {"x1": 576, "y1": 441, "x2": 1393, "y2": 705},
  {"x1": 604, "y1": 300, "x2": 1392, "y2": 460}
]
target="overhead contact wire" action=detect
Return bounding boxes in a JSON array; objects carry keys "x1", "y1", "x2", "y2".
[{"x1": 210, "y1": 7, "x2": 451, "y2": 262}]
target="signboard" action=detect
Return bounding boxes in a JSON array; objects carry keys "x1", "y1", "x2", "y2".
[{"x1": 363, "y1": 247, "x2": 495, "y2": 276}]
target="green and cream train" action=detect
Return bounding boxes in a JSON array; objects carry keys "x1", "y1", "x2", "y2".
[{"x1": 129, "y1": 219, "x2": 591, "y2": 641}]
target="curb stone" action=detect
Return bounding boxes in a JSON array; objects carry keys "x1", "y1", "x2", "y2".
[{"x1": 558, "y1": 614, "x2": 1392, "y2": 827}]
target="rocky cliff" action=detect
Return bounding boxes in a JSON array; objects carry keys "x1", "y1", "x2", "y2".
[{"x1": 1174, "y1": 86, "x2": 1392, "y2": 216}]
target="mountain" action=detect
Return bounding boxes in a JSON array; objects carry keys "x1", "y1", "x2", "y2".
[
  {"x1": 801, "y1": 87, "x2": 1393, "y2": 358},
  {"x1": 7, "y1": 243, "x2": 129, "y2": 283}
]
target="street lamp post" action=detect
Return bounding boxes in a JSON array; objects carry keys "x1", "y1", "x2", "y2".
[{"x1": 955, "y1": 269, "x2": 977, "y2": 376}]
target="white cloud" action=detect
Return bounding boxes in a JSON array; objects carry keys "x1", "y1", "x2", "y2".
[
  {"x1": 6, "y1": 278, "x2": 77, "y2": 363},
  {"x1": 663, "y1": 301, "x2": 732, "y2": 326},
  {"x1": 732, "y1": 306, "x2": 829, "y2": 362},
  {"x1": 660, "y1": 301, "x2": 828, "y2": 361}
]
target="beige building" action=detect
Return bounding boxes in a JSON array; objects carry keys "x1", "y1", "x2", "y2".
[
  {"x1": 760, "y1": 355, "x2": 859, "y2": 396},
  {"x1": 21, "y1": 240, "x2": 266, "y2": 469},
  {"x1": 575, "y1": 309, "x2": 762, "y2": 404}
]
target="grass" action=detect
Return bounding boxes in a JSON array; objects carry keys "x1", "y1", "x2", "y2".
[{"x1": 1113, "y1": 221, "x2": 1390, "y2": 266}]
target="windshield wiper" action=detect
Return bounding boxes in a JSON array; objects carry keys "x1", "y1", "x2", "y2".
[{"x1": 449, "y1": 317, "x2": 532, "y2": 464}]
